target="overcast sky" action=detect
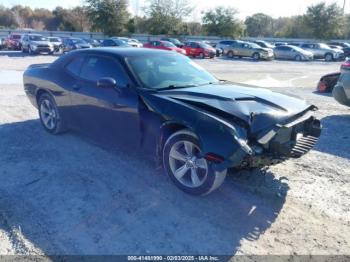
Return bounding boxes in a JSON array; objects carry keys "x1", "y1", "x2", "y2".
[{"x1": 1, "y1": 0, "x2": 349, "y2": 20}]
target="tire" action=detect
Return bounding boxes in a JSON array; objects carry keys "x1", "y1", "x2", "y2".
[
  {"x1": 325, "y1": 53, "x2": 333, "y2": 62},
  {"x1": 163, "y1": 129, "x2": 227, "y2": 196},
  {"x1": 28, "y1": 45, "x2": 33, "y2": 55},
  {"x1": 199, "y1": 52, "x2": 205, "y2": 59},
  {"x1": 295, "y1": 55, "x2": 302, "y2": 61},
  {"x1": 227, "y1": 51, "x2": 234, "y2": 58},
  {"x1": 38, "y1": 93, "x2": 66, "y2": 134},
  {"x1": 252, "y1": 52, "x2": 260, "y2": 60}
]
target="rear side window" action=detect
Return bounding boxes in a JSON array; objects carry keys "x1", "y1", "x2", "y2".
[
  {"x1": 79, "y1": 56, "x2": 129, "y2": 86},
  {"x1": 65, "y1": 57, "x2": 84, "y2": 77}
]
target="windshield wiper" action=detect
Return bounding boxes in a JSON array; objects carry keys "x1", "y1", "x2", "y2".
[{"x1": 157, "y1": 84, "x2": 198, "y2": 91}]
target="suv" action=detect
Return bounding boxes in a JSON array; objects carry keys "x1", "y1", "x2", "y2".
[
  {"x1": 21, "y1": 34, "x2": 54, "y2": 54},
  {"x1": 4, "y1": 33, "x2": 22, "y2": 50},
  {"x1": 299, "y1": 43, "x2": 344, "y2": 61},
  {"x1": 224, "y1": 41, "x2": 274, "y2": 60}
]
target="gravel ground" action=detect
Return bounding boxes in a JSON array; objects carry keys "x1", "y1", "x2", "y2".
[{"x1": 0, "y1": 52, "x2": 349, "y2": 256}]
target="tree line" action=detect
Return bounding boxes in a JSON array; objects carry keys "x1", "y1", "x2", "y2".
[{"x1": 0, "y1": 0, "x2": 349, "y2": 40}]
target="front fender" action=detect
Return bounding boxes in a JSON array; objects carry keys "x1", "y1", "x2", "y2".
[{"x1": 143, "y1": 94, "x2": 250, "y2": 170}]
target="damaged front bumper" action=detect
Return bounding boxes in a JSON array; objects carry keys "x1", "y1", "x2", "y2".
[{"x1": 213, "y1": 111, "x2": 322, "y2": 171}]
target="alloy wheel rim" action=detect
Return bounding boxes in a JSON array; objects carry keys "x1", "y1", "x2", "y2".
[
  {"x1": 40, "y1": 99, "x2": 56, "y2": 130},
  {"x1": 168, "y1": 140, "x2": 208, "y2": 188}
]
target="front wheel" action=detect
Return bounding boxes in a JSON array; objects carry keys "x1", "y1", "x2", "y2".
[
  {"x1": 38, "y1": 93, "x2": 66, "y2": 134},
  {"x1": 295, "y1": 55, "x2": 302, "y2": 61},
  {"x1": 163, "y1": 130, "x2": 227, "y2": 195},
  {"x1": 325, "y1": 53, "x2": 333, "y2": 62},
  {"x1": 199, "y1": 52, "x2": 205, "y2": 59},
  {"x1": 252, "y1": 52, "x2": 260, "y2": 60}
]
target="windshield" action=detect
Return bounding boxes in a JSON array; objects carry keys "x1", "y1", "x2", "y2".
[
  {"x1": 292, "y1": 46, "x2": 305, "y2": 52},
  {"x1": 128, "y1": 54, "x2": 219, "y2": 90},
  {"x1": 249, "y1": 43, "x2": 261, "y2": 49},
  {"x1": 163, "y1": 41, "x2": 176, "y2": 47},
  {"x1": 319, "y1": 43, "x2": 331, "y2": 49},
  {"x1": 29, "y1": 35, "x2": 47, "y2": 41},
  {"x1": 199, "y1": 43, "x2": 213, "y2": 49},
  {"x1": 49, "y1": 38, "x2": 60, "y2": 42},
  {"x1": 169, "y1": 38, "x2": 181, "y2": 44},
  {"x1": 71, "y1": 38, "x2": 86, "y2": 44}
]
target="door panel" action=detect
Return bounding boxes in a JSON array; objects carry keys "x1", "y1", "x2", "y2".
[{"x1": 69, "y1": 55, "x2": 141, "y2": 151}]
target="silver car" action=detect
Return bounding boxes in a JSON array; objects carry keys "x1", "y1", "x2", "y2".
[
  {"x1": 21, "y1": 34, "x2": 54, "y2": 54},
  {"x1": 274, "y1": 45, "x2": 314, "y2": 61},
  {"x1": 299, "y1": 43, "x2": 344, "y2": 61}
]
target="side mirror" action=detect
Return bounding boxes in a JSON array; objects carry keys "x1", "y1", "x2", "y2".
[{"x1": 97, "y1": 77, "x2": 117, "y2": 89}]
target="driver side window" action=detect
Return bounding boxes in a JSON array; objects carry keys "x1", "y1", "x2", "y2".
[{"x1": 79, "y1": 56, "x2": 129, "y2": 87}]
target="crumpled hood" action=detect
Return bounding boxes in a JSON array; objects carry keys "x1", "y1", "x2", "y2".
[{"x1": 154, "y1": 83, "x2": 313, "y2": 134}]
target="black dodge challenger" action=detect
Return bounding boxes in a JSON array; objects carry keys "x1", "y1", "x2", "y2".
[{"x1": 23, "y1": 48, "x2": 321, "y2": 195}]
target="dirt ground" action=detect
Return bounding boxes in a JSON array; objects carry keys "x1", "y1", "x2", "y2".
[{"x1": 0, "y1": 52, "x2": 349, "y2": 256}]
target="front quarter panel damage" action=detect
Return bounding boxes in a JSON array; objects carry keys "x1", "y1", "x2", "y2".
[{"x1": 141, "y1": 92, "x2": 250, "y2": 171}]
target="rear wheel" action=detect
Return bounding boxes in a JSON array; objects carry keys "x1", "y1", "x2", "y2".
[
  {"x1": 199, "y1": 52, "x2": 205, "y2": 59},
  {"x1": 38, "y1": 93, "x2": 66, "y2": 134},
  {"x1": 227, "y1": 51, "x2": 234, "y2": 58},
  {"x1": 163, "y1": 130, "x2": 227, "y2": 195}
]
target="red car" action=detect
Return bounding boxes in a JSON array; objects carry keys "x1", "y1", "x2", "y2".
[
  {"x1": 183, "y1": 41, "x2": 216, "y2": 59},
  {"x1": 143, "y1": 40, "x2": 186, "y2": 55},
  {"x1": 4, "y1": 33, "x2": 22, "y2": 50}
]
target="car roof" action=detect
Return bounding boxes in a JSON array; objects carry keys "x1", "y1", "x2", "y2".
[{"x1": 69, "y1": 47, "x2": 179, "y2": 58}]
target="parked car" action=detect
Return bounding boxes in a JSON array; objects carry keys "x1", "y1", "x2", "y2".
[
  {"x1": 21, "y1": 34, "x2": 54, "y2": 54},
  {"x1": 143, "y1": 40, "x2": 186, "y2": 55},
  {"x1": 299, "y1": 43, "x2": 344, "y2": 61},
  {"x1": 62, "y1": 38, "x2": 92, "y2": 52},
  {"x1": 274, "y1": 45, "x2": 314, "y2": 61},
  {"x1": 224, "y1": 41, "x2": 274, "y2": 60},
  {"x1": 333, "y1": 59, "x2": 350, "y2": 106},
  {"x1": 100, "y1": 38, "x2": 130, "y2": 48},
  {"x1": 83, "y1": 38, "x2": 101, "y2": 47},
  {"x1": 160, "y1": 37, "x2": 184, "y2": 48},
  {"x1": 253, "y1": 40, "x2": 275, "y2": 49},
  {"x1": 4, "y1": 33, "x2": 22, "y2": 50},
  {"x1": 328, "y1": 41, "x2": 350, "y2": 48},
  {"x1": 182, "y1": 41, "x2": 216, "y2": 58},
  {"x1": 216, "y1": 40, "x2": 238, "y2": 52},
  {"x1": 317, "y1": 72, "x2": 340, "y2": 93},
  {"x1": 114, "y1": 37, "x2": 142, "y2": 48},
  {"x1": 23, "y1": 48, "x2": 321, "y2": 195},
  {"x1": 48, "y1": 37, "x2": 63, "y2": 53}
]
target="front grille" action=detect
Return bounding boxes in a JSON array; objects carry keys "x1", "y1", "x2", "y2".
[
  {"x1": 290, "y1": 135, "x2": 319, "y2": 158},
  {"x1": 38, "y1": 45, "x2": 49, "y2": 48}
]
